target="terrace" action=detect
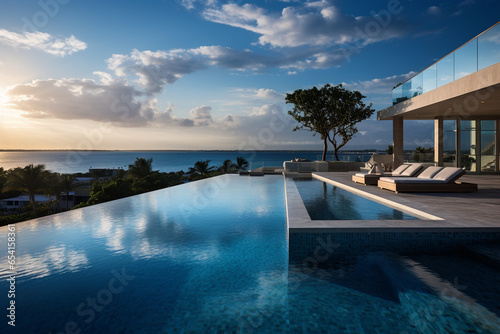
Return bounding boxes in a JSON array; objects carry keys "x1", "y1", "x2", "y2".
[{"x1": 378, "y1": 21, "x2": 500, "y2": 173}]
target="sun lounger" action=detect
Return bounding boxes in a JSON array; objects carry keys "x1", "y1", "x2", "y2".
[
  {"x1": 352, "y1": 163, "x2": 423, "y2": 186},
  {"x1": 377, "y1": 167, "x2": 478, "y2": 193}
]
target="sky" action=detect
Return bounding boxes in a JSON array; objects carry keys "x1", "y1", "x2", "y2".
[{"x1": 0, "y1": 0, "x2": 499, "y2": 151}]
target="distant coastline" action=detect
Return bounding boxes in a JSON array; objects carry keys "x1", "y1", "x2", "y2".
[
  {"x1": 0, "y1": 150, "x2": 378, "y2": 174},
  {"x1": 0, "y1": 149, "x2": 382, "y2": 152}
]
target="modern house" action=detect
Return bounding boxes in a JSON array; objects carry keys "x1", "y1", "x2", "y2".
[
  {"x1": 378, "y1": 21, "x2": 500, "y2": 173},
  {"x1": 0, "y1": 194, "x2": 55, "y2": 211},
  {"x1": 59, "y1": 189, "x2": 91, "y2": 210}
]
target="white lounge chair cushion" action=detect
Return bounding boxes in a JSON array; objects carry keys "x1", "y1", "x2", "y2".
[
  {"x1": 417, "y1": 166, "x2": 443, "y2": 179},
  {"x1": 391, "y1": 164, "x2": 410, "y2": 176},
  {"x1": 367, "y1": 163, "x2": 384, "y2": 175},
  {"x1": 379, "y1": 167, "x2": 465, "y2": 184},
  {"x1": 379, "y1": 177, "x2": 446, "y2": 184},
  {"x1": 400, "y1": 163, "x2": 424, "y2": 176},
  {"x1": 432, "y1": 167, "x2": 464, "y2": 182}
]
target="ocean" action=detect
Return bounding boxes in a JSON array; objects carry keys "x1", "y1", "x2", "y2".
[{"x1": 0, "y1": 150, "x2": 374, "y2": 174}]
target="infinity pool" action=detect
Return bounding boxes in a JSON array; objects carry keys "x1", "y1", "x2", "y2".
[{"x1": 1, "y1": 175, "x2": 499, "y2": 333}]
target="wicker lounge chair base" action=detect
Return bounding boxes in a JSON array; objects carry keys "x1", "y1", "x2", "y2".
[
  {"x1": 378, "y1": 180, "x2": 478, "y2": 193},
  {"x1": 352, "y1": 174, "x2": 383, "y2": 185}
]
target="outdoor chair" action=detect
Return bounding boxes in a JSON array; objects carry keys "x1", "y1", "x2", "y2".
[
  {"x1": 352, "y1": 163, "x2": 424, "y2": 186},
  {"x1": 377, "y1": 167, "x2": 478, "y2": 193}
]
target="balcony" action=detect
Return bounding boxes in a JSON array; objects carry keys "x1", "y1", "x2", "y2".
[{"x1": 392, "y1": 21, "x2": 500, "y2": 105}]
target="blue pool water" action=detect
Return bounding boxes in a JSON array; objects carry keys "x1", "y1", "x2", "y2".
[
  {"x1": 1, "y1": 175, "x2": 500, "y2": 333},
  {"x1": 294, "y1": 178, "x2": 416, "y2": 220}
]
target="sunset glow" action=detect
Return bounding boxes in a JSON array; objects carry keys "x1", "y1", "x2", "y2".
[{"x1": 0, "y1": 1, "x2": 499, "y2": 150}]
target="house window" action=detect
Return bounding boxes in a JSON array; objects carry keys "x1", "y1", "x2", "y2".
[
  {"x1": 480, "y1": 120, "x2": 496, "y2": 172},
  {"x1": 459, "y1": 120, "x2": 477, "y2": 171}
]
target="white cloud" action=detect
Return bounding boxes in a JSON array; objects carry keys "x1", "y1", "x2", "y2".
[
  {"x1": 5, "y1": 77, "x2": 154, "y2": 126},
  {"x1": 427, "y1": 6, "x2": 441, "y2": 16},
  {"x1": 179, "y1": 0, "x2": 196, "y2": 10},
  {"x1": 155, "y1": 103, "x2": 194, "y2": 127},
  {"x1": 0, "y1": 29, "x2": 86, "y2": 56},
  {"x1": 452, "y1": 0, "x2": 475, "y2": 16},
  {"x1": 3, "y1": 74, "x2": 435, "y2": 150},
  {"x1": 178, "y1": 0, "x2": 216, "y2": 10},
  {"x1": 342, "y1": 71, "x2": 417, "y2": 95},
  {"x1": 281, "y1": 50, "x2": 349, "y2": 70},
  {"x1": 189, "y1": 105, "x2": 213, "y2": 126},
  {"x1": 203, "y1": 2, "x2": 408, "y2": 48},
  {"x1": 93, "y1": 71, "x2": 114, "y2": 85},
  {"x1": 5, "y1": 75, "x2": 288, "y2": 132},
  {"x1": 106, "y1": 46, "x2": 350, "y2": 94},
  {"x1": 107, "y1": 49, "x2": 207, "y2": 94},
  {"x1": 107, "y1": 47, "x2": 275, "y2": 94},
  {"x1": 234, "y1": 88, "x2": 284, "y2": 101},
  {"x1": 255, "y1": 88, "x2": 284, "y2": 99}
]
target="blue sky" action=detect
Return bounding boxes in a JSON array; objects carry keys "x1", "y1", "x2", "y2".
[{"x1": 0, "y1": 0, "x2": 499, "y2": 150}]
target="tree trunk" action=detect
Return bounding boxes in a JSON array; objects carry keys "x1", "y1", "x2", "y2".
[
  {"x1": 322, "y1": 137, "x2": 328, "y2": 161},
  {"x1": 66, "y1": 191, "x2": 69, "y2": 210},
  {"x1": 30, "y1": 192, "x2": 37, "y2": 217},
  {"x1": 334, "y1": 148, "x2": 340, "y2": 161}
]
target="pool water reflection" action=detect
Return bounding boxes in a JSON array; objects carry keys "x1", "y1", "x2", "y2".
[
  {"x1": 1, "y1": 175, "x2": 499, "y2": 333},
  {"x1": 294, "y1": 178, "x2": 416, "y2": 220}
]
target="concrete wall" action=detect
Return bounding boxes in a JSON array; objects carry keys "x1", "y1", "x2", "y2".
[
  {"x1": 327, "y1": 161, "x2": 365, "y2": 172},
  {"x1": 283, "y1": 161, "x2": 364, "y2": 172}
]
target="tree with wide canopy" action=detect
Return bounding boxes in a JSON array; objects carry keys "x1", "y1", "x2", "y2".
[{"x1": 286, "y1": 84, "x2": 375, "y2": 161}]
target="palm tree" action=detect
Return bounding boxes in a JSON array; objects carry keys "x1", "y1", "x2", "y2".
[
  {"x1": 236, "y1": 157, "x2": 249, "y2": 171},
  {"x1": 59, "y1": 174, "x2": 85, "y2": 210},
  {"x1": 128, "y1": 158, "x2": 154, "y2": 179},
  {"x1": 5, "y1": 164, "x2": 50, "y2": 216},
  {"x1": 189, "y1": 160, "x2": 215, "y2": 176},
  {"x1": 220, "y1": 159, "x2": 236, "y2": 173},
  {"x1": 0, "y1": 167, "x2": 6, "y2": 192}
]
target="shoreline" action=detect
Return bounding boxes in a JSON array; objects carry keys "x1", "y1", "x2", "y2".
[{"x1": 0, "y1": 149, "x2": 383, "y2": 153}]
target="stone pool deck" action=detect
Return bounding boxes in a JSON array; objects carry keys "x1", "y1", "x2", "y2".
[{"x1": 285, "y1": 172, "x2": 500, "y2": 260}]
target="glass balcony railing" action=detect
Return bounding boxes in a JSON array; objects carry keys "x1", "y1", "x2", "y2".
[{"x1": 392, "y1": 21, "x2": 500, "y2": 105}]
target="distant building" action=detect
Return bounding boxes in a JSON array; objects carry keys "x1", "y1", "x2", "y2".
[
  {"x1": 59, "y1": 189, "x2": 91, "y2": 210},
  {"x1": 89, "y1": 168, "x2": 122, "y2": 178},
  {"x1": 378, "y1": 21, "x2": 500, "y2": 173},
  {"x1": 0, "y1": 195, "x2": 55, "y2": 211}
]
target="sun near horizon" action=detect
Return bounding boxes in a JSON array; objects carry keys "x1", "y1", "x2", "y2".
[{"x1": 1, "y1": 1, "x2": 499, "y2": 151}]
